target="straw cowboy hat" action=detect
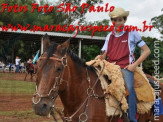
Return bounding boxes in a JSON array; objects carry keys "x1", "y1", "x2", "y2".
[{"x1": 109, "y1": 8, "x2": 129, "y2": 18}]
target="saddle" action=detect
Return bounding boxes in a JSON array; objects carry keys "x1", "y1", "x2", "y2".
[
  {"x1": 124, "y1": 67, "x2": 155, "y2": 102},
  {"x1": 86, "y1": 59, "x2": 156, "y2": 116}
]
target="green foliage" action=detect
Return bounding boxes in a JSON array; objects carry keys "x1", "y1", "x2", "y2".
[
  {"x1": 0, "y1": 0, "x2": 54, "y2": 27},
  {"x1": 45, "y1": 7, "x2": 67, "y2": 26},
  {"x1": 151, "y1": 9, "x2": 163, "y2": 39},
  {"x1": 79, "y1": 19, "x2": 110, "y2": 37},
  {"x1": 0, "y1": 0, "x2": 51, "y2": 62},
  {"x1": 81, "y1": 45, "x2": 100, "y2": 61},
  {"x1": 135, "y1": 37, "x2": 163, "y2": 75},
  {"x1": 77, "y1": 19, "x2": 110, "y2": 61},
  {"x1": 0, "y1": 0, "x2": 104, "y2": 62},
  {"x1": 58, "y1": 0, "x2": 103, "y2": 25}
]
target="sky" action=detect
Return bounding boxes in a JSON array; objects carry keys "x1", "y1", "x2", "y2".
[
  {"x1": 37, "y1": 0, "x2": 163, "y2": 39},
  {"x1": 84, "y1": 0, "x2": 163, "y2": 39}
]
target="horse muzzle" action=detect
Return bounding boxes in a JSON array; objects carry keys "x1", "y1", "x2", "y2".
[{"x1": 32, "y1": 97, "x2": 53, "y2": 116}]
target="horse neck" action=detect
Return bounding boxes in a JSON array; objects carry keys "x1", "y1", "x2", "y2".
[{"x1": 59, "y1": 57, "x2": 97, "y2": 116}]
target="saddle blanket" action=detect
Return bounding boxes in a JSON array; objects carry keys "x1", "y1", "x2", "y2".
[{"x1": 86, "y1": 59, "x2": 155, "y2": 116}]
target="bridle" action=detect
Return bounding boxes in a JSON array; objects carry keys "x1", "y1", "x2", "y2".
[
  {"x1": 32, "y1": 53, "x2": 105, "y2": 122},
  {"x1": 32, "y1": 53, "x2": 68, "y2": 105}
]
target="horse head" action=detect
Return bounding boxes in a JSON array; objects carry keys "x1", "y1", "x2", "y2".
[{"x1": 32, "y1": 34, "x2": 70, "y2": 116}]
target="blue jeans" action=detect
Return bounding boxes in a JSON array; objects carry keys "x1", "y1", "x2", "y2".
[
  {"x1": 15, "y1": 65, "x2": 19, "y2": 73},
  {"x1": 121, "y1": 69, "x2": 137, "y2": 122}
]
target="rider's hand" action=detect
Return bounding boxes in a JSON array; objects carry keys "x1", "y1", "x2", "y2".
[
  {"x1": 95, "y1": 55, "x2": 105, "y2": 60},
  {"x1": 124, "y1": 63, "x2": 137, "y2": 72}
]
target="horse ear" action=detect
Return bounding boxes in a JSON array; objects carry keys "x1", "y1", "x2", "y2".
[
  {"x1": 58, "y1": 39, "x2": 70, "y2": 56},
  {"x1": 42, "y1": 33, "x2": 51, "y2": 52}
]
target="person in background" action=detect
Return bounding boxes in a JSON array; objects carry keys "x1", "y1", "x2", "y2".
[
  {"x1": 27, "y1": 58, "x2": 34, "y2": 70},
  {"x1": 15, "y1": 56, "x2": 21, "y2": 73},
  {"x1": 27, "y1": 58, "x2": 32, "y2": 63}
]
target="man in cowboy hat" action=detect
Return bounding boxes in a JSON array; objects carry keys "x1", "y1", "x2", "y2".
[{"x1": 95, "y1": 7, "x2": 151, "y2": 122}]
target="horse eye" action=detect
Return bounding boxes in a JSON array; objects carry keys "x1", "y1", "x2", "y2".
[{"x1": 56, "y1": 67, "x2": 62, "y2": 72}]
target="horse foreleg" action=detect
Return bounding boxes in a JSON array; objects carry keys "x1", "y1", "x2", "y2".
[
  {"x1": 30, "y1": 73, "x2": 33, "y2": 81},
  {"x1": 24, "y1": 72, "x2": 28, "y2": 81}
]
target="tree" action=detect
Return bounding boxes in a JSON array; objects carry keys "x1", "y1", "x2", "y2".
[
  {"x1": 0, "y1": 0, "x2": 106, "y2": 63},
  {"x1": 57, "y1": 0, "x2": 103, "y2": 26},
  {"x1": 0, "y1": 0, "x2": 53, "y2": 63},
  {"x1": 151, "y1": 8, "x2": 163, "y2": 39},
  {"x1": 79, "y1": 19, "x2": 110, "y2": 37},
  {"x1": 77, "y1": 19, "x2": 110, "y2": 61},
  {"x1": 0, "y1": 0, "x2": 54, "y2": 26},
  {"x1": 81, "y1": 45, "x2": 100, "y2": 61}
]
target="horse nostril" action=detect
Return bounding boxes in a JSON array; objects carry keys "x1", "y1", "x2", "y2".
[{"x1": 42, "y1": 103, "x2": 47, "y2": 110}]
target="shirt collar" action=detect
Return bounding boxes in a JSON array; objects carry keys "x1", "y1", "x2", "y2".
[{"x1": 112, "y1": 26, "x2": 126, "y2": 36}]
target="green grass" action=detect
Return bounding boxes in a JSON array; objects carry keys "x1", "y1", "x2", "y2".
[
  {"x1": 0, "y1": 109, "x2": 41, "y2": 119},
  {"x1": 0, "y1": 80, "x2": 35, "y2": 94},
  {"x1": 0, "y1": 110, "x2": 62, "y2": 122},
  {"x1": 0, "y1": 79, "x2": 61, "y2": 121}
]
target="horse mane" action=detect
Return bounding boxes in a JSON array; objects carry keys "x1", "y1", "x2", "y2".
[{"x1": 46, "y1": 42, "x2": 95, "y2": 71}]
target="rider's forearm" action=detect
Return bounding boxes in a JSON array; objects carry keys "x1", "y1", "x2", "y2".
[
  {"x1": 101, "y1": 51, "x2": 107, "y2": 59},
  {"x1": 133, "y1": 45, "x2": 151, "y2": 67}
]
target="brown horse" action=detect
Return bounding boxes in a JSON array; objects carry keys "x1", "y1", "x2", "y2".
[
  {"x1": 24, "y1": 62, "x2": 34, "y2": 81},
  {"x1": 32, "y1": 34, "x2": 163, "y2": 122}
]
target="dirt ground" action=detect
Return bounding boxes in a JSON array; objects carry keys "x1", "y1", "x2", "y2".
[{"x1": 0, "y1": 73, "x2": 63, "y2": 122}]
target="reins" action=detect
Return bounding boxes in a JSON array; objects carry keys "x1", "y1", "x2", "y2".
[{"x1": 63, "y1": 61, "x2": 105, "y2": 121}]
